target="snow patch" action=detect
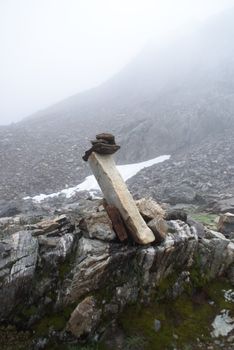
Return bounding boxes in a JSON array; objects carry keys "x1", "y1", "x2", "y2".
[
  {"x1": 24, "y1": 155, "x2": 170, "y2": 203},
  {"x1": 211, "y1": 310, "x2": 234, "y2": 337},
  {"x1": 223, "y1": 289, "x2": 234, "y2": 303}
]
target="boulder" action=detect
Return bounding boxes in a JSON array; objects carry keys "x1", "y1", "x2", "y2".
[
  {"x1": 147, "y1": 218, "x2": 168, "y2": 242},
  {"x1": 136, "y1": 198, "x2": 165, "y2": 222},
  {"x1": 79, "y1": 211, "x2": 116, "y2": 241},
  {"x1": 66, "y1": 296, "x2": 101, "y2": 338},
  {"x1": 217, "y1": 212, "x2": 234, "y2": 236}
]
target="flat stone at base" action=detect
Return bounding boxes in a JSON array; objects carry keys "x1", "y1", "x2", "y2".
[
  {"x1": 104, "y1": 203, "x2": 128, "y2": 241},
  {"x1": 88, "y1": 152, "x2": 155, "y2": 245},
  {"x1": 148, "y1": 218, "x2": 168, "y2": 243}
]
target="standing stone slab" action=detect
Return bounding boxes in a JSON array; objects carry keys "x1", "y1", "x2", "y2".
[{"x1": 88, "y1": 152, "x2": 155, "y2": 244}]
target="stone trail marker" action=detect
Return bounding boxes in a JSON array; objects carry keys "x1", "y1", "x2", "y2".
[{"x1": 83, "y1": 133, "x2": 155, "y2": 245}]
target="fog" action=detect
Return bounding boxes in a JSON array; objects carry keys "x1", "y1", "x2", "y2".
[{"x1": 0, "y1": 0, "x2": 234, "y2": 125}]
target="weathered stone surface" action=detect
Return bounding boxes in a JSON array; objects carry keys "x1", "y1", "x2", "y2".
[
  {"x1": 30, "y1": 214, "x2": 70, "y2": 235},
  {"x1": 187, "y1": 216, "x2": 205, "y2": 238},
  {"x1": 104, "y1": 203, "x2": 128, "y2": 241},
  {"x1": 33, "y1": 219, "x2": 59, "y2": 233},
  {"x1": 39, "y1": 233, "x2": 74, "y2": 269},
  {"x1": 217, "y1": 212, "x2": 234, "y2": 236},
  {"x1": 79, "y1": 211, "x2": 116, "y2": 241},
  {"x1": 0, "y1": 231, "x2": 38, "y2": 320},
  {"x1": 1, "y1": 198, "x2": 234, "y2": 345},
  {"x1": 197, "y1": 229, "x2": 234, "y2": 279},
  {"x1": 66, "y1": 296, "x2": 101, "y2": 338},
  {"x1": 136, "y1": 198, "x2": 165, "y2": 221},
  {"x1": 147, "y1": 217, "x2": 168, "y2": 242},
  {"x1": 88, "y1": 153, "x2": 155, "y2": 244},
  {"x1": 63, "y1": 237, "x2": 111, "y2": 303}
]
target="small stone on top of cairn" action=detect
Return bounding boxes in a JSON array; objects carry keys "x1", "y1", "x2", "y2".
[{"x1": 82, "y1": 133, "x2": 120, "y2": 161}]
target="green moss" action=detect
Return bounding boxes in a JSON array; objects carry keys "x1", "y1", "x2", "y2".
[
  {"x1": 59, "y1": 260, "x2": 73, "y2": 280},
  {"x1": 0, "y1": 325, "x2": 32, "y2": 350},
  {"x1": 50, "y1": 341, "x2": 102, "y2": 350},
  {"x1": 65, "y1": 344, "x2": 100, "y2": 350},
  {"x1": 188, "y1": 251, "x2": 217, "y2": 291},
  {"x1": 155, "y1": 272, "x2": 179, "y2": 299},
  {"x1": 94, "y1": 285, "x2": 115, "y2": 305},
  {"x1": 118, "y1": 278, "x2": 234, "y2": 350},
  {"x1": 206, "y1": 278, "x2": 234, "y2": 310},
  {"x1": 33, "y1": 314, "x2": 65, "y2": 336},
  {"x1": 123, "y1": 335, "x2": 147, "y2": 349},
  {"x1": 20, "y1": 305, "x2": 38, "y2": 318},
  {"x1": 190, "y1": 212, "x2": 218, "y2": 229},
  {"x1": 32, "y1": 304, "x2": 75, "y2": 337}
]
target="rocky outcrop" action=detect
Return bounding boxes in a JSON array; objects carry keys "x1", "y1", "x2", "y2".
[
  {"x1": 0, "y1": 198, "x2": 234, "y2": 347},
  {"x1": 0, "y1": 231, "x2": 38, "y2": 319}
]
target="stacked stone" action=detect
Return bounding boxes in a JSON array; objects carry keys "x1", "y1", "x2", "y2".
[{"x1": 82, "y1": 133, "x2": 120, "y2": 161}]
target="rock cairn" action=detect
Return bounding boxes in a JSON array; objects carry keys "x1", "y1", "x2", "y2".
[{"x1": 82, "y1": 133, "x2": 155, "y2": 245}]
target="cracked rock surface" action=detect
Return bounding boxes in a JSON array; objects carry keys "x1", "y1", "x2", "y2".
[{"x1": 0, "y1": 198, "x2": 233, "y2": 346}]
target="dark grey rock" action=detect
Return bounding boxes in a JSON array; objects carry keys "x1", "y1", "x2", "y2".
[
  {"x1": 0, "y1": 201, "x2": 20, "y2": 218},
  {"x1": 187, "y1": 216, "x2": 205, "y2": 238},
  {"x1": 80, "y1": 211, "x2": 116, "y2": 242},
  {"x1": 165, "y1": 209, "x2": 187, "y2": 222}
]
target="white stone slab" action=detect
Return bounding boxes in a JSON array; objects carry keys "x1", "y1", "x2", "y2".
[{"x1": 88, "y1": 152, "x2": 155, "y2": 245}]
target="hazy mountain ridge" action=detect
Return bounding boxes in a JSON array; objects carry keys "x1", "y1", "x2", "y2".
[{"x1": 1, "y1": 8, "x2": 234, "y2": 201}]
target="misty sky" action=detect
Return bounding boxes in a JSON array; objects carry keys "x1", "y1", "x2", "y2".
[{"x1": 1, "y1": 0, "x2": 234, "y2": 125}]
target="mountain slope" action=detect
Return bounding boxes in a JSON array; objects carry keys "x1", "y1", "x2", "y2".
[
  {"x1": 129, "y1": 129, "x2": 234, "y2": 209},
  {"x1": 1, "y1": 8, "x2": 234, "y2": 200}
]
